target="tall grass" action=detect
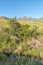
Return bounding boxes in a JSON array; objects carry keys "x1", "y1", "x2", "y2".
[{"x1": 0, "y1": 53, "x2": 43, "y2": 65}]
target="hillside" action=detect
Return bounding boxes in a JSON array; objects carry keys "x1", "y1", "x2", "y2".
[
  {"x1": 0, "y1": 16, "x2": 43, "y2": 58},
  {"x1": 0, "y1": 16, "x2": 43, "y2": 65}
]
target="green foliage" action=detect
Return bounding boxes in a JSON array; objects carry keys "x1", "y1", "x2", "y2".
[
  {"x1": 0, "y1": 53, "x2": 7, "y2": 61},
  {"x1": 0, "y1": 54, "x2": 43, "y2": 65},
  {"x1": 0, "y1": 17, "x2": 43, "y2": 61}
]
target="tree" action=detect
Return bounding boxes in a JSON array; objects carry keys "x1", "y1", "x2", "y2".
[{"x1": 10, "y1": 17, "x2": 21, "y2": 35}]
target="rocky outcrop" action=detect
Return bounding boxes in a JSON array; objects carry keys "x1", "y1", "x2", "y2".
[{"x1": 27, "y1": 37, "x2": 43, "y2": 49}]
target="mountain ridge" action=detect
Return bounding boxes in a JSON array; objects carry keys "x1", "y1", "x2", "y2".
[{"x1": 0, "y1": 16, "x2": 43, "y2": 22}]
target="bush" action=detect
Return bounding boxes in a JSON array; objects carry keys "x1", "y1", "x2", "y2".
[{"x1": 0, "y1": 53, "x2": 7, "y2": 61}]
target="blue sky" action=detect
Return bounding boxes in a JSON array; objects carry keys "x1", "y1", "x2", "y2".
[{"x1": 0, "y1": 0, "x2": 43, "y2": 18}]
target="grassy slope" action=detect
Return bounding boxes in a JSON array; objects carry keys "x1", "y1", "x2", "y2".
[
  {"x1": 0, "y1": 19, "x2": 10, "y2": 28},
  {"x1": 0, "y1": 18, "x2": 43, "y2": 65},
  {"x1": 17, "y1": 20, "x2": 43, "y2": 42},
  {"x1": 0, "y1": 19, "x2": 43, "y2": 28},
  {"x1": 0, "y1": 18, "x2": 43, "y2": 58},
  {"x1": 0, "y1": 19, "x2": 43, "y2": 42}
]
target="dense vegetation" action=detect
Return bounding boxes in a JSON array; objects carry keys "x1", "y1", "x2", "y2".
[
  {"x1": 0, "y1": 53, "x2": 43, "y2": 65},
  {"x1": 0, "y1": 16, "x2": 43, "y2": 65}
]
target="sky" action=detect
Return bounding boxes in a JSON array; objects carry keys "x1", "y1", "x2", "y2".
[{"x1": 0, "y1": 0, "x2": 43, "y2": 18}]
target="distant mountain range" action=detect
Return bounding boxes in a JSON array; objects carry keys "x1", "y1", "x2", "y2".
[
  {"x1": 0, "y1": 16, "x2": 43, "y2": 22},
  {"x1": 18, "y1": 16, "x2": 43, "y2": 22},
  {"x1": 18, "y1": 16, "x2": 37, "y2": 22}
]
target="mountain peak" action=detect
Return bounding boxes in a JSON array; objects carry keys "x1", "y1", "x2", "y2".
[{"x1": 18, "y1": 16, "x2": 36, "y2": 22}]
